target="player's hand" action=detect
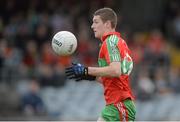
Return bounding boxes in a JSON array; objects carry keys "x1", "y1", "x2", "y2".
[{"x1": 65, "y1": 63, "x2": 96, "y2": 81}]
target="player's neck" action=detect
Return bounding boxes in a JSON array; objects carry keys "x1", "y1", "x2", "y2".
[
  {"x1": 105, "y1": 28, "x2": 116, "y2": 34},
  {"x1": 100, "y1": 28, "x2": 116, "y2": 41},
  {"x1": 103, "y1": 28, "x2": 116, "y2": 36}
]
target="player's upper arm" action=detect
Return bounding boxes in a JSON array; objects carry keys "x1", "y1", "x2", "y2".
[
  {"x1": 104, "y1": 35, "x2": 133, "y2": 75},
  {"x1": 103, "y1": 35, "x2": 121, "y2": 76}
]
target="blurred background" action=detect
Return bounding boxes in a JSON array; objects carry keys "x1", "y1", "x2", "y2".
[{"x1": 0, "y1": 0, "x2": 180, "y2": 121}]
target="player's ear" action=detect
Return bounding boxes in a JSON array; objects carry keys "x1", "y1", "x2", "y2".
[{"x1": 105, "y1": 20, "x2": 111, "y2": 28}]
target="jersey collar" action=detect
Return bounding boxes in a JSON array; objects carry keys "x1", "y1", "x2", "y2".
[{"x1": 101, "y1": 31, "x2": 121, "y2": 42}]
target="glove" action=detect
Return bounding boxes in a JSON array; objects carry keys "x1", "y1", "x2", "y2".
[{"x1": 65, "y1": 63, "x2": 96, "y2": 81}]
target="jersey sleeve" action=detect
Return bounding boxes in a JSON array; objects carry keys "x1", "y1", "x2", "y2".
[
  {"x1": 103, "y1": 35, "x2": 121, "y2": 63},
  {"x1": 103, "y1": 35, "x2": 133, "y2": 75}
]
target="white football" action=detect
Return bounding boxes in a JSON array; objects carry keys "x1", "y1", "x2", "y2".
[{"x1": 52, "y1": 31, "x2": 77, "y2": 56}]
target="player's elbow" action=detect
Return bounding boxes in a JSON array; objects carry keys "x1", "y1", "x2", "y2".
[
  {"x1": 109, "y1": 67, "x2": 121, "y2": 77},
  {"x1": 109, "y1": 62, "x2": 121, "y2": 77},
  {"x1": 112, "y1": 69, "x2": 121, "y2": 77}
]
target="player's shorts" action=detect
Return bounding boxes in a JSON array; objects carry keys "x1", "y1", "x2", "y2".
[{"x1": 100, "y1": 99, "x2": 136, "y2": 121}]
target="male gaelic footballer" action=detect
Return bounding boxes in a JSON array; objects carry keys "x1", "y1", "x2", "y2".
[{"x1": 66, "y1": 7, "x2": 136, "y2": 121}]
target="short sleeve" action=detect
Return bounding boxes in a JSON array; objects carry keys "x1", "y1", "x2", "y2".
[{"x1": 103, "y1": 35, "x2": 121, "y2": 64}]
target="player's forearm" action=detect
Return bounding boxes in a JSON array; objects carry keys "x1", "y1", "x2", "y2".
[{"x1": 88, "y1": 65, "x2": 121, "y2": 77}]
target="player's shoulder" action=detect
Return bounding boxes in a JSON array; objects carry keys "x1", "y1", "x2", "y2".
[{"x1": 104, "y1": 34, "x2": 120, "y2": 45}]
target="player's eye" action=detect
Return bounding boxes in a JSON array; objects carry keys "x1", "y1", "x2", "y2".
[{"x1": 94, "y1": 21, "x2": 98, "y2": 24}]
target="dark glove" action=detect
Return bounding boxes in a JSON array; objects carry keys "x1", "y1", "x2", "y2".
[{"x1": 65, "y1": 63, "x2": 96, "y2": 81}]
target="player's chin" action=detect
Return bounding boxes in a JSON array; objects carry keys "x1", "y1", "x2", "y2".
[{"x1": 94, "y1": 33, "x2": 100, "y2": 39}]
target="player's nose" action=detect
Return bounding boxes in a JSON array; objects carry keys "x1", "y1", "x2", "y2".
[{"x1": 91, "y1": 23, "x2": 94, "y2": 29}]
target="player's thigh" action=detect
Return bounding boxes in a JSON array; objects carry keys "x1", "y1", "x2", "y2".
[
  {"x1": 100, "y1": 104, "x2": 120, "y2": 121},
  {"x1": 100, "y1": 100, "x2": 136, "y2": 121},
  {"x1": 115, "y1": 99, "x2": 136, "y2": 121},
  {"x1": 123, "y1": 99, "x2": 136, "y2": 121}
]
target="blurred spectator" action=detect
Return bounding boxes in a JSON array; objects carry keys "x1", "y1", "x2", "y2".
[
  {"x1": 21, "y1": 40, "x2": 39, "y2": 78},
  {"x1": 40, "y1": 42, "x2": 57, "y2": 65},
  {"x1": 50, "y1": 10, "x2": 74, "y2": 34},
  {"x1": 154, "y1": 68, "x2": 172, "y2": 95},
  {"x1": 20, "y1": 79, "x2": 46, "y2": 116},
  {"x1": 37, "y1": 64, "x2": 66, "y2": 87},
  {"x1": 143, "y1": 30, "x2": 170, "y2": 79},
  {"x1": 0, "y1": 39, "x2": 23, "y2": 83},
  {"x1": 137, "y1": 67, "x2": 155, "y2": 101},
  {"x1": 169, "y1": 67, "x2": 180, "y2": 93},
  {"x1": 130, "y1": 32, "x2": 146, "y2": 65},
  {"x1": 33, "y1": 24, "x2": 51, "y2": 48},
  {"x1": 172, "y1": 10, "x2": 180, "y2": 46}
]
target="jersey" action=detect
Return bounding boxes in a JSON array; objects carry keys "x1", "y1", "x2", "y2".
[{"x1": 98, "y1": 31, "x2": 134, "y2": 105}]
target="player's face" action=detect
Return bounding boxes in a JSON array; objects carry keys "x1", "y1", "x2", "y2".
[{"x1": 91, "y1": 15, "x2": 106, "y2": 39}]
